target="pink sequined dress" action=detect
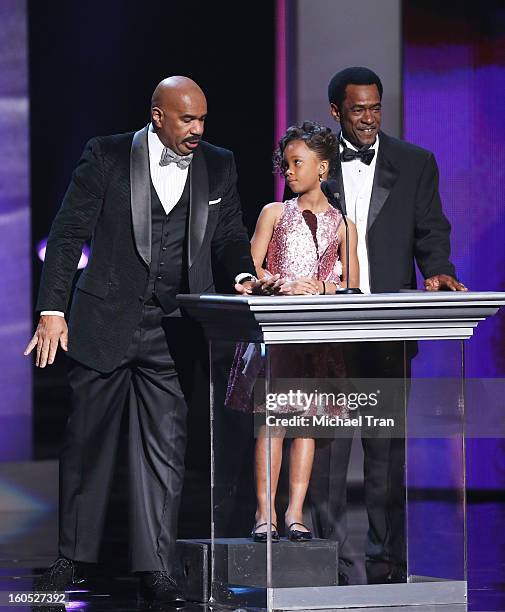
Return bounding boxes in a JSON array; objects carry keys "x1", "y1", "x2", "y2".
[
  {"x1": 225, "y1": 198, "x2": 347, "y2": 415},
  {"x1": 265, "y1": 197, "x2": 343, "y2": 284}
]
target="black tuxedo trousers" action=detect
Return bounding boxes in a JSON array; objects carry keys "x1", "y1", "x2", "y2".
[
  {"x1": 59, "y1": 305, "x2": 198, "y2": 572},
  {"x1": 310, "y1": 342, "x2": 410, "y2": 583}
]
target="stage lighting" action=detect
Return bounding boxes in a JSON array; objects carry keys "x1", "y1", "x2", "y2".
[{"x1": 36, "y1": 238, "x2": 89, "y2": 269}]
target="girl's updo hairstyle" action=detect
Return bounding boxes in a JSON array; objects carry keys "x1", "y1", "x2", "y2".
[{"x1": 273, "y1": 120, "x2": 338, "y2": 175}]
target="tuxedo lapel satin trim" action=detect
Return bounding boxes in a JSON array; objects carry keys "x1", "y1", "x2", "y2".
[
  {"x1": 188, "y1": 146, "x2": 208, "y2": 268},
  {"x1": 367, "y1": 134, "x2": 398, "y2": 231},
  {"x1": 130, "y1": 126, "x2": 151, "y2": 267}
]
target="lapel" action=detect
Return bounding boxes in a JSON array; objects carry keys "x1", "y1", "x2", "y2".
[
  {"x1": 367, "y1": 132, "x2": 399, "y2": 231},
  {"x1": 130, "y1": 125, "x2": 151, "y2": 267},
  {"x1": 188, "y1": 145, "x2": 209, "y2": 269}
]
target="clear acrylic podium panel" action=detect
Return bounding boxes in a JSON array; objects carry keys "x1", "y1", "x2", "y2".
[{"x1": 208, "y1": 338, "x2": 466, "y2": 611}]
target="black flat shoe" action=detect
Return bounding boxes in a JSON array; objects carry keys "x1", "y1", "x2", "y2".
[
  {"x1": 139, "y1": 571, "x2": 185, "y2": 606},
  {"x1": 366, "y1": 559, "x2": 406, "y2": 584},
  {"x1": 251, "y1": 522, "x2": 280, "y2": 543},
  {"x1": 287, "y1": 522, "x2": 313, "y2": 542},
  {"x1": 34, "y1": 556, "x2": 86, "y2": 591}
]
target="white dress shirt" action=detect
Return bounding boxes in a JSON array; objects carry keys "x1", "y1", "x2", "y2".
[
  {"x1": 340, "y1": 134, "x2": 380, "y2": 294},
  {"x1": 148, "y1": 124, "x2": 189, "y2": 215}
]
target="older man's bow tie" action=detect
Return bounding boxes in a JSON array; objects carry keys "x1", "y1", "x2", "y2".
[
  {"x1": 159, "y1": 147, "x2": 193, "y2": 169},
  {"x1": 340, "y1": 147, "x2": 375, "y2": 165}
]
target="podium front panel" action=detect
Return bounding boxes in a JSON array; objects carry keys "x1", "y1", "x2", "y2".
[
  {"x1": 209, "y1": 339, "x2": 266, "y2": 610},
  {"x1": 208, "y1": 336, "x2": 466, "y2": 610},
  {"x1": 406, "y1": 339, "x2": 466, "y2": 584}
]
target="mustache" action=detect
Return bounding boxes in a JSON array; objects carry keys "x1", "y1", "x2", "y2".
[{"x1": 183, "y1": 136, "x2": 201, "y2": 143}]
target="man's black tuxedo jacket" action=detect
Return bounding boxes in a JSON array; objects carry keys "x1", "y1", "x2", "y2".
[
  {"x1": 333, "y1": 131, "x2": 456, "y2": 292},
  {"x1": 36, "y1": 128, "x2": 255, "y2": 373}
]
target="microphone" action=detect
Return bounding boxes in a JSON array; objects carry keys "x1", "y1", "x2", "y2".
[{"x1": 320, "y1": 180, "x2": 362, "y2": 294}]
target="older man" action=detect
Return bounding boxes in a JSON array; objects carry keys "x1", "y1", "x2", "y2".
[
  {"x1": 310, "y1": 67, "x2": 466, "y2": 585},
  {"x1": 25, "y1": 76, "x2": 267, "y2": 603}
]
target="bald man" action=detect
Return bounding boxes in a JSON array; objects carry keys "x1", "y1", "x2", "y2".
[{"x1": 26, "y1": 76, "x2": 261, "y2": 603}]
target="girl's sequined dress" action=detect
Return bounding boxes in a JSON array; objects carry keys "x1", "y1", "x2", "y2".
[{"x1": 225, "y1": 198, "x2": 347, "y2": 415}]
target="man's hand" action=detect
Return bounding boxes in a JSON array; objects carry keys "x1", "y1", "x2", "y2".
[
  {"x1": 424, "y1": 274, "x2": 468, "y2": 292},
  {"x1": 24, "y1": 315, "x2": 69, "y2": 368},
  {"x1": 278, "y1": 277, "x2": 320, "y2": 295},
  {"x1": 235, "y1": 274, "x2": 285, "y2": 295}
]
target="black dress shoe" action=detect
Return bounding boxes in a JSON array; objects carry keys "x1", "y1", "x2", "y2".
[
  {"x1": 251, "y1": 522, "x2": 280, "y2": 543},
  {"x1": 366, "y1": 559, "x2": 407, "y2": 584},
  {"x1": 34, "y1": 556, "x2": 85, "y2": 591},
  {"x1": 387, "y1": 565, "x2": 407, "y2": 583},
  {"x1": 139, "y1": 571, "x2": 185, "y2": 606},
  {"x1": 286, "y1": 522, "x2": 312, "y2": 542}
]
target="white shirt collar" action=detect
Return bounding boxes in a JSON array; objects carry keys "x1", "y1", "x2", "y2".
[
  {"x1": 340, "y1": 132, "x2": 380, "y2": 153},
  {"x1": 148, "y1": 123, "x2": 178, "y2": 161}
]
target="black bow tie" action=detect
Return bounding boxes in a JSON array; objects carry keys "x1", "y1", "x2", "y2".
[{"x1": 341, "y1": 146, "x2": 375, "y2": 166}]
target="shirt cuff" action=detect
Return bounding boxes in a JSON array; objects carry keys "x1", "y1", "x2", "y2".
[
  {"x1": 41, "y1": 311, "x2": 65, "y2": 317},
  {"x1": 235, "y1": 272, "x2": 258, "y2": 284}
]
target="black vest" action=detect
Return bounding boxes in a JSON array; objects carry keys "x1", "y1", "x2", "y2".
[{"x1": 144, "y1": 177, "x2": 190, "y2": 313}]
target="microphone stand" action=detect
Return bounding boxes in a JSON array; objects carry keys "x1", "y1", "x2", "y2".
[{"x1": 320, "y1": 181, "x2": 362, "y2": 295}]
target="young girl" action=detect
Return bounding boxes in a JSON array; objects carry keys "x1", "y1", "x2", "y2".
[{"x1": 227, "y1": 121, "x2": 359, "y2": 542}]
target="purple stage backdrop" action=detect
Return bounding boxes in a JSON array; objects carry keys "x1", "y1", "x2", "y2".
[
  {"x1": 404, "y1": 2, "x2": 505, "y2": 489},
  {"x1": 0, "y1": 0, "x2": 32, "y2": 460}
]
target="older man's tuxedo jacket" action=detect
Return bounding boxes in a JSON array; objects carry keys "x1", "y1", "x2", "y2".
[{"x1": 36, "y1": 127, "x2": 255, "y2": 372}]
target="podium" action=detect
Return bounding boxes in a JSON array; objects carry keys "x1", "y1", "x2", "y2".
[{"x1": 177, "y1": 291, "x2": 505, "y2": 611}]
